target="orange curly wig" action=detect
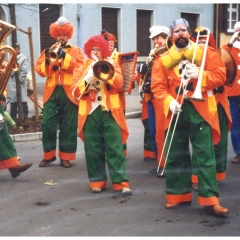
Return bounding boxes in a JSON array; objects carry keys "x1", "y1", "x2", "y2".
[
  {"x1": 84, "y1": 35, "x2": 111, "y2": 59},
  {"x1": 101, "y1": 29, "x2": 117, "y2": 42},
  {"x1": 49, "y1": 17, "x2": 74, "y2": 39}
]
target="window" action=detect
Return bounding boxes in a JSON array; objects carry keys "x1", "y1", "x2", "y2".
[
  {"x1": 137, "y1": 10, "x2": 152, "y2": 56},
  {"x1": 39, "y1": 4, "x2": 60, "y2": 52},
  {"x1": 101, "y1": 7, "x2": 119, "y2": 51},
  {"x1": 227, "y1": 3, "x2": 239, "y2": 32},
  {"x1": 181, "y1": 12, "x2": 199, "y2": 35}
]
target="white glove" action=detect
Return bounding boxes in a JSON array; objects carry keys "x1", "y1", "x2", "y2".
[
  {"x1": 185, "y1": 62, "x2": 198, "y2": 79},
  {"x1": 84, "y1": 68, "x2": 93, "y2": 82},
  {"x1": 229, "y1": 31, "x2": 239, "y2": 44},
  {"x1": 169, "y1": 100, "x2": 182, "y2": 114}
]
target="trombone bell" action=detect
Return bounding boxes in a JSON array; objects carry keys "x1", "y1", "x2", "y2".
[{"x1": 93, "y1": 61, "x2": 115, "y2": 81}]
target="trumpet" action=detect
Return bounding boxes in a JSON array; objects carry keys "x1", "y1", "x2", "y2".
[
  {"x1": 47, "y1": 41, "x2": 62, "y2": 62},
  {"x1": 72, "y1": 49, "x2": 116, "y2": 102}
]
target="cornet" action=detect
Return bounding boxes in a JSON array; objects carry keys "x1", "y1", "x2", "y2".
[{"x1": 47, "y1": 41, "x2": 62, "y2": 62}]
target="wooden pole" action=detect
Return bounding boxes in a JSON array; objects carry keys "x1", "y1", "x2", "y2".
[{"x1": 28, "y1": 27, "x2": 39, "y2": 120}]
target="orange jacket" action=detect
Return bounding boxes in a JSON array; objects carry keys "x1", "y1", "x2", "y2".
[
  {"x1": 72, "y1": 59, "x2": 129, "y2": 144},
  {"x1": 35, "y1": 42, "x2": 85, "y2": 105},
  {"x1": 151, "y1": 46, "x2": 226, "y2": 145},
  {"x1": 222, "y1": 44, "x2": 240, "y2": 97}
]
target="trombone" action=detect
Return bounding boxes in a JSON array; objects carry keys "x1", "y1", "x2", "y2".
[
  {"x1": 157, "y1": 27, "x2": 210, "y2": 176},
  {"x1": 72, "y1": 49, "x2": 116, "y2": 102}
]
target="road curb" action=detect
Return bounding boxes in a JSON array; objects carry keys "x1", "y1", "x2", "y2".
[{"x1": 9, "y1": 111, "x2": 142, "y2": 142}]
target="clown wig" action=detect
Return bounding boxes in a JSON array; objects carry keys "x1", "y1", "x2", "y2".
[
  {"x1": 49, "y1": 16, "x2": 74, "y2": 39},
  {"x1": 83, "y1": 35, "x2": 111, "y2": 59},
  {"x1": 101, "y1": 29, "x2": 117, "y2": 42}
]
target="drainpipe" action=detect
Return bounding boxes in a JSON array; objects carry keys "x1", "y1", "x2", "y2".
[{"x1": 77, "y1": 4, "x2": 83, "y2": 48}]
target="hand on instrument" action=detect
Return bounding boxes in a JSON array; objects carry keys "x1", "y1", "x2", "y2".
[
  {"x1": 178, "y1": 60, "x2": 190, "y2": 86},
  {"x1": 137, "y1": 63, "x2": 147, "y2": 75},
  {"x1": 229, "y1": 31, "x2": 239, "y2": 44},
  {"x1": 84, "y1": 68, "x2": 93, "y2": 82},
  {"x1": 57, "y1": 48, "x2": 66, "y2": 59},
  {"x1": 169, "y1": 100, "x2": 182, "y2": 114},
  {"x1": 142, "y1": 79, "x2": 151, "y2": 93}
]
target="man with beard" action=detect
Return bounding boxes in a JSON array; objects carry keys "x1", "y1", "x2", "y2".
[{"x1": 151, "y1": 18, "x2": 229, "y2": 217}]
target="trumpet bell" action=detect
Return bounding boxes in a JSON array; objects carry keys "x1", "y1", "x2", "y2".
[{"x1": 93, "y1": 61, "x2": 115, "y2": 81}]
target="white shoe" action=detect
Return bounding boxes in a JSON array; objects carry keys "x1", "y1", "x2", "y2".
[
  {"x1": 92, "y1": 188, "x2": 102, "y2": 193},
  {"x1": 122, "y1": 187, "x2": 132, "y2": 196}
]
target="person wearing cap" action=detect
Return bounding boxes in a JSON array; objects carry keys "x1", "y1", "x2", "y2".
[
  {"x1": 191, "y1": 27, "x2": 232, "y2": 191},
  {"x1": 222, "y1": 21, "x2": 240, "y2": 164},
  {"x1": 0, "y1": 86, "x2": 32, "y2": 178},
  {"x1": 35, "y1": 16, "x2": 85, "y2": 168},
  {"x1": 101, "y1": 29, "x2": 129, "y2": 156},
  {"x1": 71, "y1": 35, "x2": 132, "y2": 196},
  {"x1": 151, "y1": 18, "x2": 229, "y2": 217},
  {"x1": 7, "y1": 43, "x2": 29, "y2": 119},
  {"x1": 136, "y1": 26, "x2": 169, "y2": 177}
]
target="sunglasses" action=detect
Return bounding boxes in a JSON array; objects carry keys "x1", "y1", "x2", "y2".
[{"x1": 173, "y1": 27, "x2": 188, "y2": 35}]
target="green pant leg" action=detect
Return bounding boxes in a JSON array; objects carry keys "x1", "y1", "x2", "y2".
[
  {"x1": 58, "y1": 89, "x2": 78, "y2": 156},
  {"x1": 0, "y1": 105, "x2": 18, "y2": 169},
  {"x1": 214, "y1": 103, "x2": 228, "y2": 174},
  {"x1": 103, "y1": 111, "x2": 129, "y2": 184},
  {"x1": 41, "y1": 90, "x2": 59, "y2": 156},
  {"x1": 165, "y1": 109, "x2": 192, "y2": 196},
  {"x1": 188, "y1": 102, "x2": 219, "y2": 199},
  {"x1": 84, "y1": 106, "x2": 108, "y2": 183}
]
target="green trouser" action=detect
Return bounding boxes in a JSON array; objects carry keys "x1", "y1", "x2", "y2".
[
  {"x1": 83, "y1": 106, "x2": 129, "y2": 184},
  {"x1": 214, "y1": 103, "x2": 228, "y2": 174},
  {"x1": 165, "y1": 101, "x2": 219, "y2": 199},
  {"x1": 143, "y1": 118, "x2": 155, "y2": 153},
  {"x1": 0, "y1": 105, "x2": 17, "y2": 168},
  {"x1": 42, "y1": 85, "x2": 78, "y2": 159}
]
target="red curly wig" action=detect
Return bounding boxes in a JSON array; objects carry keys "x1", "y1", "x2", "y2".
[
  {"x1": 49, "y1": 17, "x2": 74, "y2": 39},
  {"x1": 84, "y1": 35, "x2": 111, "y2": 59},
  {"x1": 101, "y1": 29, "x2": 118, "y2": 42}
]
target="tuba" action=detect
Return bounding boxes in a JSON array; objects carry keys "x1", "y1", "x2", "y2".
[{"x1": 0, "y1": 20, "x2": 18, "y2": 96}]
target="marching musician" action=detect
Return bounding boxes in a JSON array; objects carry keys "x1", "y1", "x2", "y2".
[
  {"x1": 136, "y1": 26, "x2": 169, "y2": 177},
  {"x1": 222, "y1": 21, "x2": 240, "y2": 164},
  {"x1": 0, "y1": 87, "x2": 32, "y2": 178},
  {"x1": 35, "y1": 16, "x2": 85, "y2": 168},
  {"x1": 151, "y1": 18, "x2": 229, "y2": 217},
  {"x1": 191, "y1": 27, "x2": 232, "y2": 190},
  {"x1": 71, "y1": 35, "x2": 132, "y2": 196}
]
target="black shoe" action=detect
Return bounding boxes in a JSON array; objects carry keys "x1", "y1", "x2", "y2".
[{"x1": 157, "y1": 168, "x2": 166, "y2": 178}]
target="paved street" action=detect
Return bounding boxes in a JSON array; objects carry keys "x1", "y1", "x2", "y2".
[{"x1": 1, "y1": 88, "x2": 240, "y2": 237}]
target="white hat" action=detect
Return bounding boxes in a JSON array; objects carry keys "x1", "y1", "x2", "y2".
[
  {"x1": 149, "y1": 26, "x2": 170, "y2": 38},
  {"x1": 234, "y1": 22, "x2": 240, "y2": 32},
  {"x1": 56, "y1": 16, "x2": 68, "y2": 26}
]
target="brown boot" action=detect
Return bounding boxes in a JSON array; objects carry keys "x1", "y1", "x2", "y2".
[
  {"x1": 60, "y1": 159, "x2": 72, "y2": 168},
  {"x1": 8, "y1": 163, "x2": 33, "y2": 178},
  {"x1": 204, "y1": 204, "x2": 229, "y2": 216}
]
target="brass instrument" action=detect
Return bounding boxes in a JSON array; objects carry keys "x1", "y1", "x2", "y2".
[
  {"x1": 157, "y1": 28, "x2": 210, "y2": 177},
  {"x1": 72, "y1": 49, "x2": 116, "y2": 102},
  {"x1": 0, "y1": 20, "x2": 18, "y2": 96},
  {"x1": 141, "y1": 36, "x2": 172, "y2": 83},
  {"x1": 47, "y1": 41, "x2": 62, "y2": 62}
]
